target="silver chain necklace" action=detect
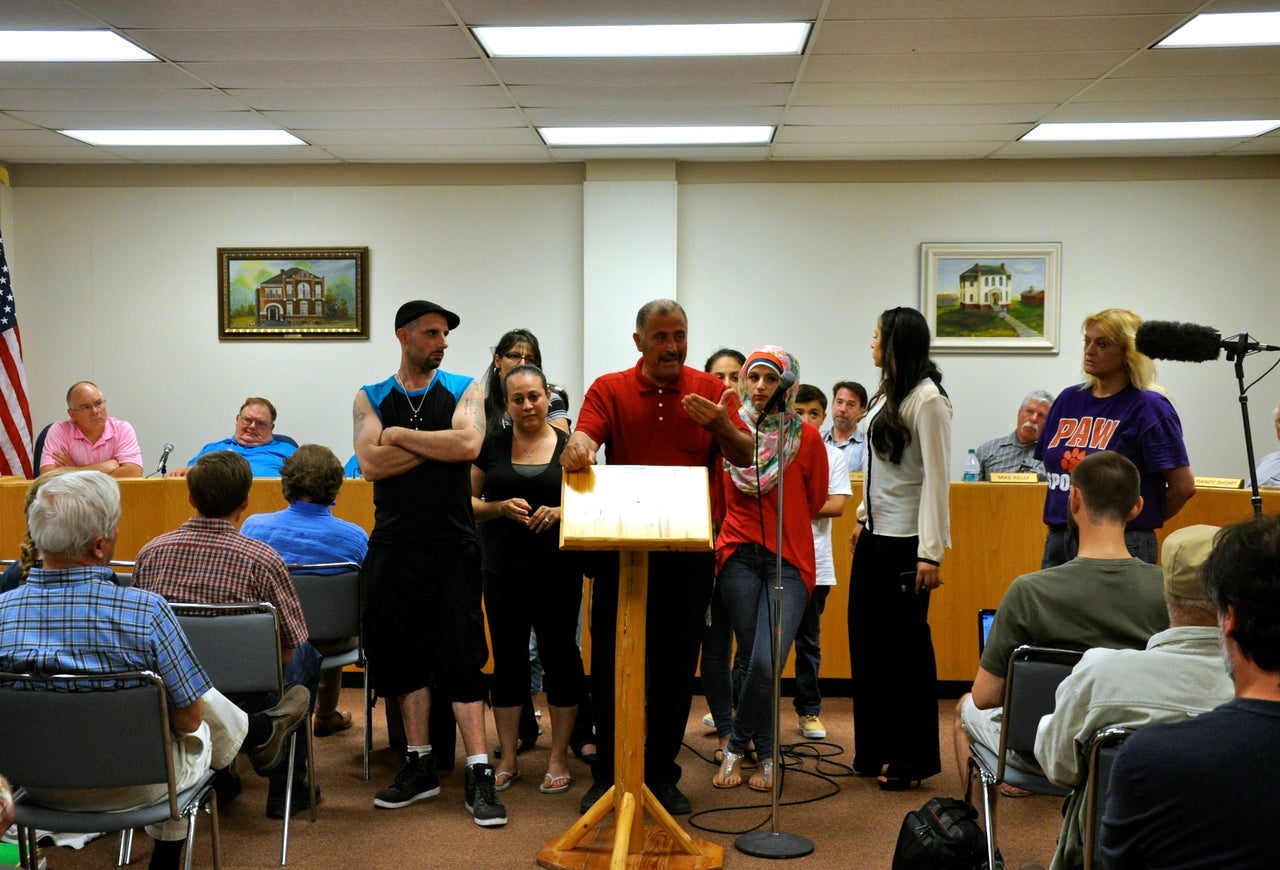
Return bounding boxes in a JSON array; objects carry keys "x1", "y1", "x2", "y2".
[{"x1": 395, "y1": 374, "x2": 427, "y2": 425}]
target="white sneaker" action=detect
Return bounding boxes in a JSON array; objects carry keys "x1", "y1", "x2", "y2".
[{"x1": 798, "y1": 714, "x2": 826, "y2": 739}]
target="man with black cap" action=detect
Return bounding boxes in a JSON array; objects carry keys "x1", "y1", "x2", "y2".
[{"x1": 352, "y1": 300, "x2": 506, "y2": 827}]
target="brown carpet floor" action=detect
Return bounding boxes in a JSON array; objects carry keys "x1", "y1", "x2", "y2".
[{"x1": 28, "y1": 691, "x2": 1062, "y2": 869}]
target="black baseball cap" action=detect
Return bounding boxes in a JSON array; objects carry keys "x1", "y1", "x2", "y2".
[{"x1": 395, "y1": 300, "x2": 460, "y2": 331}]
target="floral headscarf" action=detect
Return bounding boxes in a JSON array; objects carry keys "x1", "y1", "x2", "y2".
[{"x1": 727, "y1": 345, "x2": 803, "y2": 497}]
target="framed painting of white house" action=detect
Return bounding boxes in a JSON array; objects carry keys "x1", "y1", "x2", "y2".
[
  {"x1": 217, "y1": 247, "x2": 369, "y2": 341},
  {"x1": 920, "y1": 242, "x2": 1061, "y2": 354}
]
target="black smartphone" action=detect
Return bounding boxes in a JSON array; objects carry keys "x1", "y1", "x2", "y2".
[{"x1": 898, "y1": 569, "x2": 917, "y2": 593}]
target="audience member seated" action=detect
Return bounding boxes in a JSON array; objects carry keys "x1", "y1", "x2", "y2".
[
  {"x1": 242, "y1": 443, "x2": 368, "y2": 737},
  {"x1": 1034, "y1": 524, "x2": 1233, "y2": 870},
  {"x1": 1253, "y1": 402, "x2": 1280, "y2": 486},
  {"x1": 38, "y1": 381, "x2": 142, "y2": 478},
  {"x1": 135, "y1": 451, "x2": 321, "y2": 820},
  {"x1": 952, "y1": 451, "x2": 1168, "y2": 791},
  {"x1": 823, "y1": 380, "x2": 868, "y2": 472},
  {"x1": 1100, "y1": 515, "x2": 1280, "y2": 867},
  {"x1": 1, "y1": 468, "x2": 76, "y2": 593},
  {"x1": 0, "y1": 471, "x2": 308, "y2": 870},
  {"x1": 170, "y1": 396, "x2": 296, "y2": 477},
  {"x1": 974, "y1": 389, "x2": 1052, "y2": 480}
]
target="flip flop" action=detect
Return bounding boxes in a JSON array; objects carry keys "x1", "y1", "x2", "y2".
[
  {"x1": 539, "y1": 772, "x2": 572, "y2": 794},
  {"x1": 494, "y1": 770, "x2": 520, "y2": 792}
]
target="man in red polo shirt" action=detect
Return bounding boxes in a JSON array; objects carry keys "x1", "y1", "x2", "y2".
[{"x1": 562, "y1": 298, "x2": 750, "y2": 816}]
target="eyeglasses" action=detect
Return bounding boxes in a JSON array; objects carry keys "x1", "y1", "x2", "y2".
[
  {"x1": 501, "y1": 352, "x2": 537, "y2": 364},
  {"x1": 237, "y1": 415, "x2": 273, "y2": 430},
  {"x1": 70, "y1": 399, "x2": 107, "y2": 413}
]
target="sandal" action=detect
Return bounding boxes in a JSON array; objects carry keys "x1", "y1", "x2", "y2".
[
  {"x1": 713, "y1": 749, "x2": 744, "y2": 789},
  {"x1": 313, "y1": 710, "x2": 353, "y2": 737},
  {"x1": 877, "y1": 775, "x2": 923, "y2": 792},
  {"x1": 540, "y1": 772, "x2": 573, "y2": 794},
  {"x1": 493, "y1": 770, "x2": 520, "y2": 791},
  {"x1": 748, "y1": 761, "x2": 774, "y2": 792},
  {"x1": 1000, "y1": 784, "x2": 1033, "y2": 798}
]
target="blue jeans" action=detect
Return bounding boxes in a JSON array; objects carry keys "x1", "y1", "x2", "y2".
[
  {"x1": 792, "y1": 585, "x2": 830, "y2": 717},
  {"x1": 1041, "y1": 525, "x2": 1157, "y2": 569},
  {"x1": 236, "y1": 640, "x2": 322, "y2": 783},
  {"x1": 716, "y1": 544, "x2": 809, "y2": 757},
  {"x1": 700, "y1": 582, "x2": 747, "y2": 737}
]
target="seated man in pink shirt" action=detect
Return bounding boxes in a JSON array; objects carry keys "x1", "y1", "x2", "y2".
[{"x1": 39, "y1": 381, "x2": 143, "y2": 478}]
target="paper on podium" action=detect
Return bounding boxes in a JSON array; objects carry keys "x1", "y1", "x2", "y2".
[{"x1": 560, "y1": 465, "x2": 712, "y2": 552}]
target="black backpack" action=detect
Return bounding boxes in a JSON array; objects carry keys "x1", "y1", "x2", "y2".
[{"x1": 891, "y1": 796, "x2": 991, "y2": 870}]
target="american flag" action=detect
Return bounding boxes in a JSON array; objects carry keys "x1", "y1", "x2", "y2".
[{"x1": 0, "y1": 233, "x2": 34, "y2": 478}]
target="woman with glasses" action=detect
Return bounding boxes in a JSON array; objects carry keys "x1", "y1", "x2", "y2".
[{"x1": 483, "y1": 329, "x2": 570, "y2": 435}]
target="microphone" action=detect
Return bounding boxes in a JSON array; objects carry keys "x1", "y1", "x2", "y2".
[
  {"x1": 760, "y1": 370, "x2": 797, "y2": 416},
  {"x1": 156, "y1": 442, "x2": 174, "y2": 475},
  {"x1": 1135, "y1": 320, "x2": 1222, "y2": 362},
  {"x1": 1136, "y1": 320, "x2": 1280, "y2": 362}
]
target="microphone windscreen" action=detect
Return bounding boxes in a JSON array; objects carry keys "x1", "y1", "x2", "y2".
[
  {"x1": 1135, "y1": 320, "x2": 1222, "y2": 363},
  {"x1": 779, "y1": 370, "x2": 798, "y2": 389}
]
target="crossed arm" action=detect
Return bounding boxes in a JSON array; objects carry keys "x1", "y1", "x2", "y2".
[{"x1": 352, "y1": 381, "x2": 485, "y2": 481}]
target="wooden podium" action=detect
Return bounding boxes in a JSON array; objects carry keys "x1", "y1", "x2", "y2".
[{"x1": 537, "y1": 466, "x2": 724, "y2": 870}]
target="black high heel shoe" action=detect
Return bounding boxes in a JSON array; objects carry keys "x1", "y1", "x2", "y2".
[{"x1": 877, "y1": 775, "x2": 923, "y2": 791}]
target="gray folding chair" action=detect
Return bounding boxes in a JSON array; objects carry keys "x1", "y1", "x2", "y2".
[
  {"x1": 173, "y1": 602, "x2": 314, "y2": 866},
  {"x1": 108, "y1": 559, "x2": 135, "y2": 587},
  {"x1": 965, "y1": 645, "x2": 1084, "y2": 870},
  {"x1": 288, "y1": 562, "x2": 370, "y2": 780},
  {"x1": 1083, "y1": 726, "x2": 1132, "y2": 870},
  {"x1": 0, "y1": 670, "x2": 221, "y2": 870}
]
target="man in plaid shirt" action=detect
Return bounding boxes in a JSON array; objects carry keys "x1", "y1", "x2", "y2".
[
  {"x1": 135, "y1": 450, "x2": 322, "y2": 819},
  {"x1": 0, "y1": 471, "x2": 307, "y2": 870}
]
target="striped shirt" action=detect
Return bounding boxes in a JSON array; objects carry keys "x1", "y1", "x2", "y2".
[
  {"x1": 134, "y1": 516, "x2": 308, "y2": 649},
  {"x1": 0, "y1": 565, "x2": 210, "y2": 708}
]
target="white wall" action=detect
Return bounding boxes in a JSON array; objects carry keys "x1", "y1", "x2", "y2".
[{"x1": 8, "y1": 169, "x2": 1279, "y2": 483}]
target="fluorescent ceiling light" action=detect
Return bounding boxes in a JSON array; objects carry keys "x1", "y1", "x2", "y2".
[
  {"x1": 540, "y1": 126, "x2": 774, "y2": 147},
  {"x1": 474, "y1": 23, "x2": 810, "y2": 57},
  {"x1": 60, "y1": 129, "x2": 306, "y2": 146},
  {"x1": 1156, "y1": 12, "x2": 1280, "y2": 47},
  {"x1": 1023, "y1": 120, "x2": 1280, "y2": 142},
  {"x1": 0, "y1": 30, "x2": 155, "y2": 61}
]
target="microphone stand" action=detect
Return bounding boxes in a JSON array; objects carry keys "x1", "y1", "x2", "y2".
[
  {"x1": 1226, "y1": 334, "x2": 1265, "y2": 518},
  {"x1": 736, "y1": 420, "x2": 814, "y2": 860}
]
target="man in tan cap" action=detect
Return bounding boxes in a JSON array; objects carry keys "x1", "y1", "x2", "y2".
[{"x1": 1033, "y1": 524, "x2": 1234, "y2": 870}]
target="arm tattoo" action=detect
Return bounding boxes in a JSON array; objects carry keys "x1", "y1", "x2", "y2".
[
  {"x1": 464, "y1": 383, "x2": 485, "y2": 433},
  {"x1": 352, "y1": 399, "x2": 367, "y2": 440}
]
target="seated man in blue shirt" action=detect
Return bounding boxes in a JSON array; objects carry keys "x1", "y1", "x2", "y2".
[
  {"x1": 0, "y1": 471, "x2": 307, "y2": 870},
  {"x1": 242, "y1": 443, "x2": 369, "y2": 737},
  {"x1": 169, "y1": 396, "x2": 297, "y2": 477}
]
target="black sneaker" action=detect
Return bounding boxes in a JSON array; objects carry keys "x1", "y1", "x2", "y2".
[
  {"x1": 579, "y1": 780, "x2": 609, "y2": 814},
  {"x1": 650, "y1": 781, "x2": 691, "y2": 815},
  {"x1": 464, "y1": 763, "x2": 508, "y2": 827},
  {"x1": 374, "y1": 751, "x2": 440, "y2": 809}
]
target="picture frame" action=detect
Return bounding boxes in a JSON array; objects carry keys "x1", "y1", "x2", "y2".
[
  {"x1": 920, "y1": 242, "x2": 1061, "y2": 353},
  {"x1": 217, "y1": 246, "x2": 369, "y2": 341}
]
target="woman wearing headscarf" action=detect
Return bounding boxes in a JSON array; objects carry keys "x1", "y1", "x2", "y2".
[
  {"x1": 847, "y1": 307, "x2": 952, "y2": 791},
  {"x1": 701, "y1": 346, "x2": 828, "y2": 792}
]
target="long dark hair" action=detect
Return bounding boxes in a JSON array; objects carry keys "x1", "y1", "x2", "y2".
[
  {"x1": 484, "y1": 328, "x2": 543, "y2": 433},
  {"x1": 869, "y1": 307, "x2": 944, "y2": 465}
]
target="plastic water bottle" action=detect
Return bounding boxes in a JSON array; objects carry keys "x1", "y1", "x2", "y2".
[{"x1": 963, "y1": 448, "x2": 980, "y2": 482}]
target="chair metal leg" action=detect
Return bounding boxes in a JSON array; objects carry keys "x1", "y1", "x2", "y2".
[
  {"x1": 182, "y1": 803, "x2": 199, "y2": 870},
  {"x1": 305, "y1": 717, "x2": 317, "y2": 824},
  {"x1": 115, "y1": 828, "x2": 134, "y2": 865},
  {"x1": 279, "y1": 732, "x2": 298, "y2": 865},
  {"x1": 362, "y1": 664, "x2": 372, "y2": 782},
  {"x1": 967, "y1": 755, "x2": 1000, "y2": 870}
]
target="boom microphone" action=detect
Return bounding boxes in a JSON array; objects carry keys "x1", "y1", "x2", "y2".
[
  {"x1": 1135, "y1": 320, "x2": 1223, "y2": 362},
  {"x1": 761, "y1": 370, "x2": 797, "y2": 415}
]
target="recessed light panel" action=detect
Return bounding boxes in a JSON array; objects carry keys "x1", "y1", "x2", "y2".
[
  {"x1": 539, "y1": 126, "x2": 774, "y2": 146},
  {"x1": 475, "y1": 23, "x2": 810, "y2": 57},
  {"x1": 1156, "y1": 12, "x2": 1280, "y2": 48},
  {"x1": 0, "y1": 31, "x2": 155, "y2": 61},
  {"x1": 1023, "y1": 120, "x2": 1280, "y2": 141},
  {"x1": 61, "y1": 130, "x2": 306, "y2": 146}
]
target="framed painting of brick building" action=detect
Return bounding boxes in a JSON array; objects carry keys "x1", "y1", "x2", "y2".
[
  {"x1": 218, "y1": 247, "x2": 369, "y2": 340},
  {"x1": 921, "y1": 242, "x2": 1061, "y2": 353}
]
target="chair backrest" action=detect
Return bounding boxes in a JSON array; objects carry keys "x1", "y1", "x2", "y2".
[
  {"x1": 289, "y1": 565, "x2": 361, "y2": 641},
  {"x1": 0, "y1": 670, "x2": 178, "y2": 811},
  {"x1": 1083, "y1": 726, "x2": 1132, "y2": 870},
  {"x1": 275, "y1": 434, "x2": 299, "y2": 447},
  {"x1": 108, "y1": 559, "x2": 135, "y2": 588},
  {"x1": 998, "y1": 645, "x2": 1084, "y2": 764},
  {"x1": 172, "y1": 602, "x2": 284, "y2": 696},
  {"x1": 31, "y1": 422, "x2": 54, "y2": 471}
]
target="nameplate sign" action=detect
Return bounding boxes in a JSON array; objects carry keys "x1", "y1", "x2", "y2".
[
  {"x1": 990, "y1": 472, "x2": 1040, "y2": 484},
  {"x1": 1195, "y1": 476, "x2": 1244, "y2": 490}
]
